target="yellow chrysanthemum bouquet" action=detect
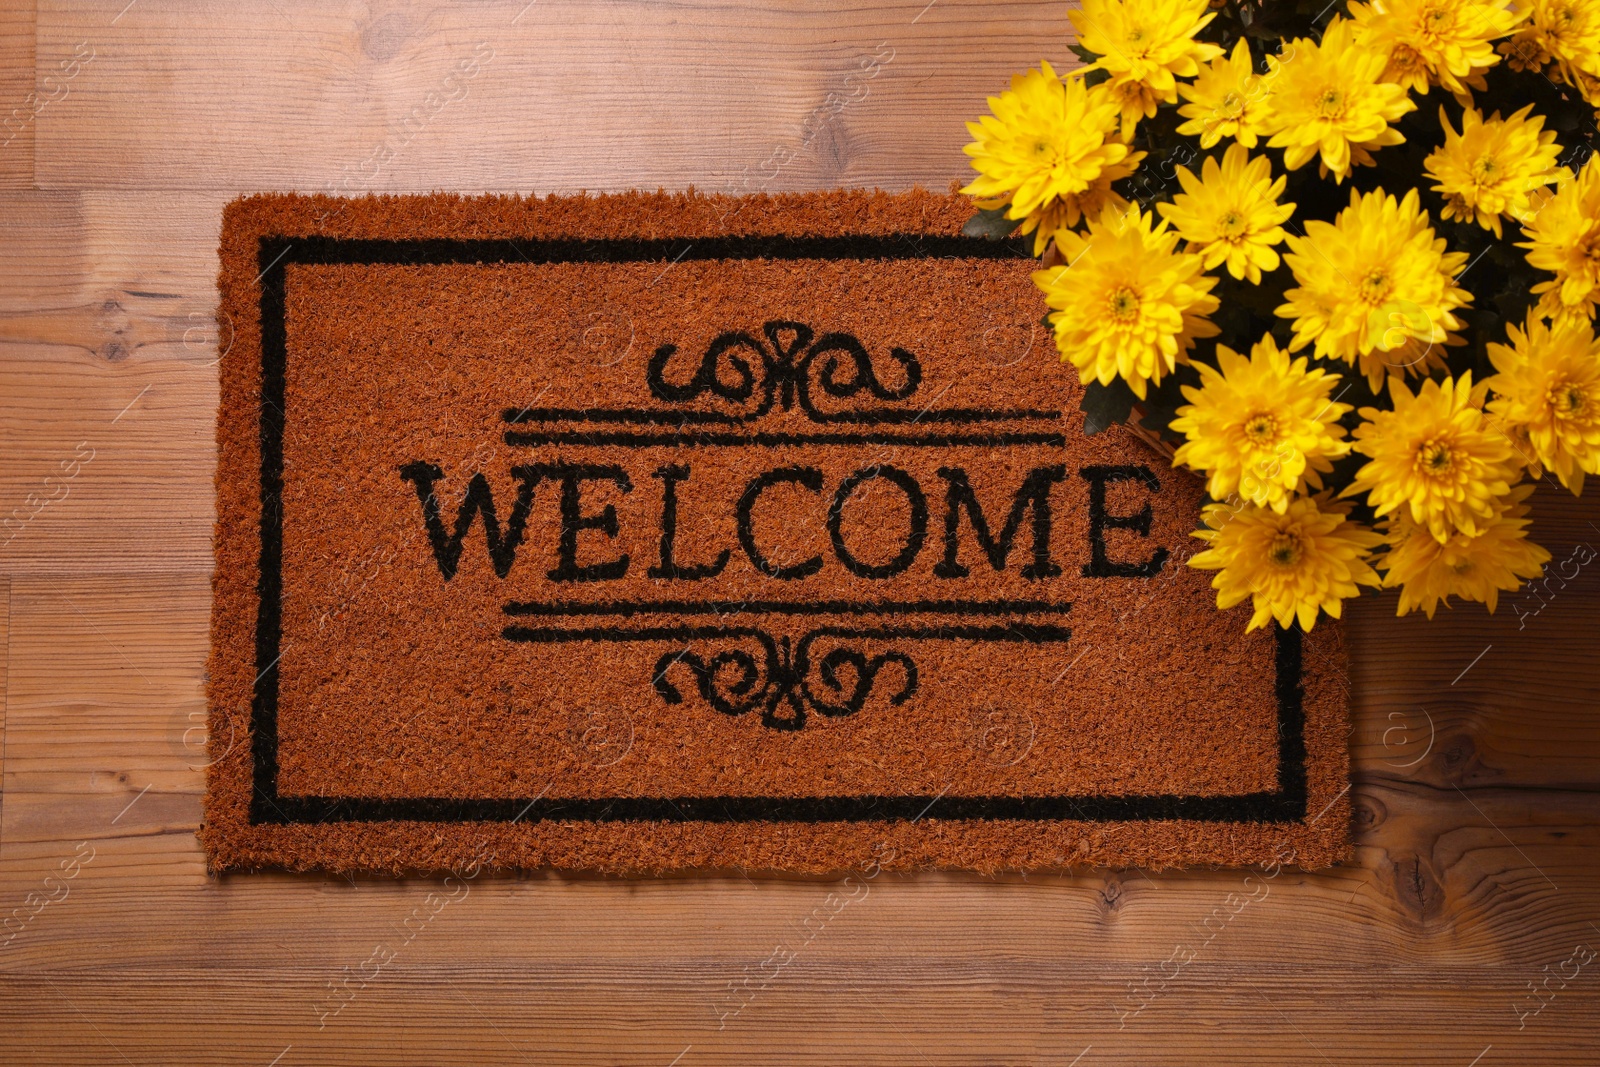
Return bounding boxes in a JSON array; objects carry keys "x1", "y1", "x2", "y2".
[{"x1": 962, "y1": 0, "x2": 1600, "y2": 631}]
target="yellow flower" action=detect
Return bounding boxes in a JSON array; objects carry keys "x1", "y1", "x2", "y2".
[
  {"x1": 1034, "y1": 205, "x2": 1220, "y2": 399},
  {"x1": 1501, "y1": 27, "x2": 1546, "y2": 70},
  {"x1": 1575, "y1": 70, "x2": 1600, "y2": 106},
  {"x1": 1259, "y1": 17, "x2": 1416, "y2": 181},
  {"x1": 962, "y1": 64, "x2": 1134, "y2": 253},
  {"x1": 1177, "y1": 39, "x2": 1273, "y2": 149},
  {"x1": 1348, "y1": 373, "x2": 1518, "y2": 541},
  {"x1": 1277, "y1": 187, "x2": 1472, "y2": 391},
  {"x1": 1348, "y1": 0, "x2": 1523, "y2": 96},
  {"x1": 1425, "y1": 105, "x2": 1564, "y2": 239},
  {"x1": 1012, "y1": 173, "x2": 1141, "y2": 256},
  {"x1": 1189, "y1": 493, "x2": 1383, "y2": 632},
  {"x1": 1171, "y1": 334, "x2": 1352, "y2": 513},
  {"x1": 1519, "y1": 156, "x2": 1600, "y2": 322},
  {"x1": 1104, "y1": 78, "x2": 1164, "y2": 139},
  {"x1": 1490, "y1": 414, "x2": 1544, "y2": 479},
  {"x1": 1157, "y1": 144, "x2": 1294, "y2": 284},
  {"x1": 1542, "y1": 292, "x2": 1600, "y2": 329},
  {"x1": 1502, "y1": 0, "x2": 1600, "y2": 89},
  {"x1": 1380, "y1": 484, "x2": 1549, "y2": 618},
  {"x1": 1351, "y1": 330, "x2": 1459, "y2": 396},
  {"x1": 1486, "y1": 314, "x2": 1600, "y2": 493},
  {"x1": 1070, "y1": 0, "x2": 1223, "y2": 135}
]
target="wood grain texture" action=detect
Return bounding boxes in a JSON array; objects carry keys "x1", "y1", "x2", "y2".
[
  {"x1": 0, "y1": 191, "x2": 221, "y2": 575},
  {"x1": 33, "y1": 0, "x2": 1071, "y2": 193},
  {"x1": 2, "y1": 1, "x2": 1599, "y2": 1063},
  {"x1": 0, "y1": 576, "x2": 8, "y2": 850},
  {"x1": 0, "y1": 0, "x2": 35, "y2": 187}
]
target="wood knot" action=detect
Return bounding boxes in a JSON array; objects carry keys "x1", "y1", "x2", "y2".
[
  {"x1": 1100, "y1": 875, "x2": 1123, "y2": 911},
  {"x1": 807, "y1": 119, "x2": 852, "y2": 183},
  {"x1": 94, "y1": 296, "x2": 131, "y2": 360},
  {"x1": 1437, "y1": 733, "x2": 1486, "y2": 785},
  {"x1": 1391, "y1": 853, "x2": 1445, "y2": 924},
  {"x1": 1352, "y1": 793, "x2": 1386, "y2": 836},
  {"x1": 360, "y1": 12, "x2": 412, "y2": 63}
]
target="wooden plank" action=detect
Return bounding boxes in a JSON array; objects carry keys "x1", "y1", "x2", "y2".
[
  {"x1": 0, "y1": 190, "x2": 80, "y2": 311},
  {"x1": 0, "y1": 574, "x2": 208, "y2": 807},
  {"x1": 0, "y1": 191, "x2": 221, "y2": 575},
  {"x1": 0, "y1": 0, "x2": 36, "y2": 186},
  {"x1": 0, "y1": 349, "x2": 216, "y2": 574},
  {"x1": 0, "y1": 190, "x2": 224, "y2": 314},
  {"x1": 32, "y1": 0, "x2": 1071, "y2": 192},
  {"x1": 0, "y1": 967, "x2": 1595, "y2": 1066},
  {"x1": 0, "y1": 576, "x2": 8, "y2": 851},
  {"x1": 1, "y1": 770, "x2": 1596, "y2": 967},
  {"x1": 1344, "y1": 544, "x2": 1600, "y2": 790}
]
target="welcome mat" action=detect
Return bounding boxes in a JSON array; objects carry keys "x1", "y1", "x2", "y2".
[{"x1": 204, "y1": 189, "x2": 1350, "y2": 874}]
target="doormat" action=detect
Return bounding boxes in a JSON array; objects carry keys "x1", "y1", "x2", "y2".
[{"x1": 205, "y1": 189, "x2": 1351, "y2": 875}]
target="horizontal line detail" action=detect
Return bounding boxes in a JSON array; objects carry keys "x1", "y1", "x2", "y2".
[
  {"x1": 501, "y1": 624, "x2": 1073, "y2": 644},
  {"x1": 254, "y1": 792, "x2": 1306, "y2": 825},
  {"x1": 262, "y1": 233, "x2": 1034, "y2": 267},
  {"x1": 503, "y1": 430, "x2": 1068, "y2": 448},
  {"x1": 500, "y1": 407, "x2": 1063, "y2": 426},
  {"x1": 501, "y1": 599, "x2": 1074, "y2": 618}
]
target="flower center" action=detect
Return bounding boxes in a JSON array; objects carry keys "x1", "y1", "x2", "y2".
[
  {"x1": 1417, "y1": 438, "x2": 1456, "y2": 476},
  {"x1": 1316, "y1": 88, "x2": 1345, "y2": 118},
  {"x1": 1551, "y1": 381, "x2": 1587, "y2": 416},
  {"x1": 1107, "y1": 285, "x2": 1141, "y2": 322},
  {"x1": 1219, "y1": 209, "x2": 1249, "y2": 238},
  {"x1": 1243, "y1": 412, "x2": 1279, "y2": 444},
  {"x1": 1507, "y1": 37, "x2": 1541, "y2": 66},
  {"x1": 1472, "y1": 154, "x2": 1501, "y2": 183},
  {"x1": 1391, "y1": 44, "x2": 1425, "y2": 72},
  {"x1": 1359, "y1": 269, "x2": 1395, "y2": 305},
  {"x1": 1581, "y1": 231, "x2": 1600, "y2": 268},
  {"x1": 1268, "y1": 533, "x2": 1302, "y2": 567},
  {"x1": 1220, "y1": 90, "x2": 1243, "y2": 116}
]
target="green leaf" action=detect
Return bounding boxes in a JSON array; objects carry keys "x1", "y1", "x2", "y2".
[
  {"x1": 961, "y1": 205, "x2": 1020, "y2": 240},
  {"x1": 1080, "y1": 378, "x2": 1139, "y2": 435},
  {"x1": 1067, "y1": 43, "x2": 1099, "y2": 64}
]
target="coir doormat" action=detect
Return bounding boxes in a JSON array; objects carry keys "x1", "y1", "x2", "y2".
[{"x1": 205, "y1": 189, "x2": 1350, "y2": 874}]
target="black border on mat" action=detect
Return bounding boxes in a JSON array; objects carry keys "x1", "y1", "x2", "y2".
[{"x1": 246, "y1": 233, "x2": 1308, "y2": 827}]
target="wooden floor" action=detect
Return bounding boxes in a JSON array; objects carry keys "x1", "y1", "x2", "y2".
[{"x1": 2, "y1": 1, "x2": 1599, "y2": 1063}]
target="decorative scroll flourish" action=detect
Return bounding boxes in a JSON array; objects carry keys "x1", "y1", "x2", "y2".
[
  {"x1": 650, "y1": 626, "x2": 919, "y2": 731},
  {"x1": 646, "y1": 320, "x2": 923, "y2": 424}
]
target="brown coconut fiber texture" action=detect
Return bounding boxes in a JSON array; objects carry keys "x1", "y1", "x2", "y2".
[{"x1": 205, "y1": 189, "x2": 1351, "y2": 875}]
